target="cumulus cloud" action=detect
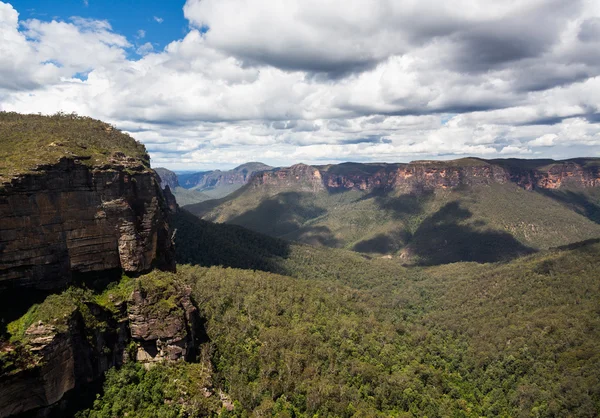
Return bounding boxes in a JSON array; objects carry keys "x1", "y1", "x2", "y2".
[{"x1": 0, "y1": 0, "x2": 599, "y2": 170}]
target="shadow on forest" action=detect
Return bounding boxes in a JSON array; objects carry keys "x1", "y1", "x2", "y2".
[
  {"x1": 352, "y1": 229, "x2": 412, "y2": 254},
  {"x1": 228, "y1": 192, "x2": 326, "y2": 237},
  {"x1": 288, "y1": 225, "x2": 341, "y2": 248},
  {"x1": 360, "y1": 189, "x2": 435, "y2": 219},
  {"x1": 408, "y1": 202, "x2": 535, "y2": 265},
  {"x1": 539, "y1": 189, "x2": 600, "y2": 224},
  {"x1": 169, "y1": 209, "x2": 291, "y2": 273}
]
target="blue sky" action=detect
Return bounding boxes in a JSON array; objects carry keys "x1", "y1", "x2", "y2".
[
  {"x1": 15, "y1": 0, "x2": 187, "y2": 59},
  {"x1": 1, "y1": 0, "x2": 599, "y2": 170}
]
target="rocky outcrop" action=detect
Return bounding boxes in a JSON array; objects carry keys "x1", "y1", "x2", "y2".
[
  {"x1": 0, "y1": 273, "x2": 199, "y2": 417},
  {"x1": 246, "y1": 158, "x2": 600, "y2": 193},
  {"x1": 251, "y1": 163, "x2": 325, "y2": 192},
  {"x1": 0, "y1": 156, "x2": 175, "y2": 290},
  {"x1": 128, "y1": 276, "x2": 199, "y2": 365},
  {"x1": 0, "y1": 307, "x2": 129, "y2": 417}
]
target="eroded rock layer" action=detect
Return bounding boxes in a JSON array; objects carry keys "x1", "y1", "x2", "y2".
[
  {"x1": 0, "y1": 274, "x2": 198, "y2": 417},
  {"x1": 0, "y1": 157, "x2": 175, "y2": 290},
  {"x1": 249, "y1": 158, "x2": 600, "y2": 193}
]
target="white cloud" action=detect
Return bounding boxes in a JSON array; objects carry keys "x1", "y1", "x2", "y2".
[
  {"x1": 0, "y1": 0, "x2": 599, "y2": 170},
  {"x1": 136, "y1": 29, "x2": 146, "y2": 39},
  {"x1": 529, "y1": 134, "x2": 558, "y2": 147},
  {"x1": 153, "y1": 16, "x2": 163, "y2": 23},
  {"x1": 136, "y1": 42, "x2": 153, "y2": 55}
]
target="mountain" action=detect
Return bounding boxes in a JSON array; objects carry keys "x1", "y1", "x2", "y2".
[
  {"x1": 178, "y1": 162, "x2": 272, "y2": 190},
  {"x1": 154, "y1": 167, "x2": 179, "y2": 190},
  {"x1": 154, "y1": 167, "x2": 211, "y2": 206},
  {"x1": 155, "y1": 162, "x2": 273, "y2": 206},
  {"x1": 186, "y1": 158, "x2": 600, "y2": 264}
]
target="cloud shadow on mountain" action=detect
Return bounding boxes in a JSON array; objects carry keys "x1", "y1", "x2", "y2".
[{"x1": 408, "y1": 202, "x2": 535, "y2": 265}]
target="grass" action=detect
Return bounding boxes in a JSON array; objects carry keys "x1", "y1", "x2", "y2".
[{"x1": 0, "y1": 112, "x2": 149, "y2": 184}]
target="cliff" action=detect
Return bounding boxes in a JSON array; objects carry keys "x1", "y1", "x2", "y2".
[
  {"x1": 0, "y1": 113, "x2": 175, "y2": 290},
  {"x1": 154, "y1": 167, "x2": 179, "y2": 190},
  {"x1": 248, "y1": 158, "x2": 600, "y2": 193},
  {"x1": 0, "y1": 272, "x2": 199, "y2": 417}
]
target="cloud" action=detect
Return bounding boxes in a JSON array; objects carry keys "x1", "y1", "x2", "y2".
[
  {"x1": 0, "y1": 0, "x2": 599, "y2": 170},
  {"x1": 529, "y1": 133, "x2": 558, "y2": 147},
  {"x1": 136, "y1": 42, "x2": 153, "y2": 55},
  {"x1": 136, "y1": 29, "x2": 145, "y2": 39},
  {"x1": 153, "y1": 16, "x2": 163, "y2": 23}
]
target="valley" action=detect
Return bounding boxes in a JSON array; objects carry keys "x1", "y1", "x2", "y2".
[
  {"x1": 0, "y1": 112, "x2": 599, "y2": 417},
  {"x1": 184, "y1": 160, "x2": 600, "y2": 264}
]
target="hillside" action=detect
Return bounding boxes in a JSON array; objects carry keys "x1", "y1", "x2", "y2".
[
  {"x1": 81, "y1": 211, "x2": 600, "y2": 417},
  {"x1": 186, "y1": 159, "x2": 600, "y2": 264}
]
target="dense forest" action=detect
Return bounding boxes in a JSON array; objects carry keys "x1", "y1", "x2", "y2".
[{"x1": 70, "y1": 212, "x2": 600, "y2": 417}]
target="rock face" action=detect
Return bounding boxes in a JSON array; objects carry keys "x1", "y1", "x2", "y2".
[
  {"x1": 154, "y1": 167, "x2": 179, "y2": 190},
  {"x1": 128, "y1": 279, "x2": 199, "y2": 365},
  {"x1": 0, "y1": 307, "x2": 129, "y2": 417},
  {"x1": 248, "y1": 158, "x2": 600, "y2": 193},
  {"x1": 0, "y1": 274, "x2": 199, "y2": 417},
  {"x1": 0, "y1": 156, "x2": 175, "y2": 290},
  {"x1": 251, "y1": 163, "x2": 326, "y2": 192}
]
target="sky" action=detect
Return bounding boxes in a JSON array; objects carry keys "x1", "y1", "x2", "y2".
[{"x1": 1, "y1": 0, "x2": 600, "y2": 170}]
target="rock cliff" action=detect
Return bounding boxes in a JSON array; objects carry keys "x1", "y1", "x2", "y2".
[
  {"x1": 248, "y1": 158, "x2": 600, "y2": 193},
  {"x1": 0, "y1": 273, "x2": 199, "y2": 417},
  {"x1": 0, "y1": 113, "x2": 175, "y2": 290}
]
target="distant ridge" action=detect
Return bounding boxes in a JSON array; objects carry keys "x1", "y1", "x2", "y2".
[
  {"x1": 155, "y1": 162, "x2": 273, "y2": 205},
  {"x1": 185, "y1": 157, "x2": 600, "y2": 264}
]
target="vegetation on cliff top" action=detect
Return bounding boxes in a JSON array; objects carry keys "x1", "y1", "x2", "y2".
[{"x1": 0, "y1": 111, "x2": 149, "y2": 183}]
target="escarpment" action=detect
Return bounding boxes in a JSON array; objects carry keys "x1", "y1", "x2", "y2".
[
  {"x1": 247, "y1": 158, "x2": 600, "y2": 193},
  {"x1": 0, "y1": 113, "x2": 175, "y2": 290},
  {"x1": 0, "y1": 273, "x2": 200, "y2": 417},
  {"x1": 0, "y1": 112, "x2": 184, "y2": 416}
]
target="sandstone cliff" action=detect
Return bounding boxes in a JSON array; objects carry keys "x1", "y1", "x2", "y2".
[
  {"x1": 0, "y1": 273, "x2": 199, "y2": 417},
  {"x1": 0, "y1": 113, "x2": 175, "y2": 290},
  {"x1": 248, "y1": 158, "x2": 600, "y2": 193}
]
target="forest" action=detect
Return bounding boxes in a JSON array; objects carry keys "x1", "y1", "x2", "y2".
[{"x1": 72, "y1": 212, "x2": 600, "y2": 417}]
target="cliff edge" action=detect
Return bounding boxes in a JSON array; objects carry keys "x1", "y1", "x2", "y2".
[{"x1": 0, "y1": 112, "x2": 175, "y2": 290}]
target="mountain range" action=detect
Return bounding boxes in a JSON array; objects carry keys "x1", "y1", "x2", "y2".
[
  {"x1": 185, "y1": 158, "x2": 600, "y2": 265},
  {"x1": 155, "y1": 162, "x2": 272, "y2": 205}
]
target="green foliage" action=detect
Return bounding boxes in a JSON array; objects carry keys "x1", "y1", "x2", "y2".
[
  {"x1": 0, "y1": 111, "x2": 149, "y2": 183},
  {"x1": 168, "y1": 240, "x2": 600, "y2": 417},
  {"x1": 7, "y1": 290, "x2": 80, "y2": 341},
  {"x1": 134, "y1": 270, "x2": 185, "y2": 319},
  {"x1": 76, "y1": 362, "x2": 221, "y2": 418}
]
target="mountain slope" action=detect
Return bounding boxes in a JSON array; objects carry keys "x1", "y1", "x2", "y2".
[
  {"x1": 186, "y1": 159, "x2": 600, "y2": 264},
  {"x1": 124, "y1": 209, "x2": 600, "y2": 417}
]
